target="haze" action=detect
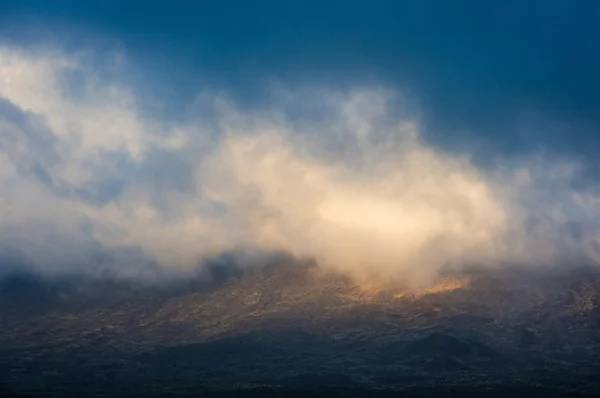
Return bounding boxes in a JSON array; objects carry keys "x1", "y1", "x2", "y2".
[{"x1": 1, "y1": 2, "x2": 600, "y2": 287}]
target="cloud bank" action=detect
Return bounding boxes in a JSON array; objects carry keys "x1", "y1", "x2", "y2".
[{"x1": 1, "y1": 45, "x2": 600, "y2": 285}]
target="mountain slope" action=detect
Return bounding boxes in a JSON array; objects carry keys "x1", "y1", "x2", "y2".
[{"x1": 1, "y1": 263, "x2": 600, "y2": 396}]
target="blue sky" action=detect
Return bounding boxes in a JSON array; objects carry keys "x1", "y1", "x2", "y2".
[
  {"x1": 1, "y1": 1, "x2": 600, "y2": 283},
  {"x1": 3, "y1": 1, "x2": 600, "y2": 159}
]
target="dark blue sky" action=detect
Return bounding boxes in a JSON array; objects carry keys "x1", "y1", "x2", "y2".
[{"x1": 2, "y1": 0, "x2": 600, "y2": 165}]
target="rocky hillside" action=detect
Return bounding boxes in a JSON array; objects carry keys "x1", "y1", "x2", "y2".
[{"x1": 1, "y1": 263, "x2": 600, "y2": 397}]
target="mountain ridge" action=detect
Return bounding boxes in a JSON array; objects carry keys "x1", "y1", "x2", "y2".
[{"x1": 1, "y1": 262, "x2": 600, "y2": 396}]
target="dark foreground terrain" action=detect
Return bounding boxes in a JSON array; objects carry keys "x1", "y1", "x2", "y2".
[{"x1": 1, "y1": 262, "x2": 600, "y2": 397}]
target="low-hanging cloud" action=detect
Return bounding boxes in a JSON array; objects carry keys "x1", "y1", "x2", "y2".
[{"x1": 1, "y1": 45, "x2": 600, "y2": 286}]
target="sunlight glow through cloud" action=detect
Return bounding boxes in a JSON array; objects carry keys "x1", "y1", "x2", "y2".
[{"x1": 2, "y1": 45, "x2": 600, "y2": 285}]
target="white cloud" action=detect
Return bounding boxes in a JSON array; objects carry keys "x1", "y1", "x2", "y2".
[{"x1": 1, "y1": 44, "x2": 600, "y2": 285}]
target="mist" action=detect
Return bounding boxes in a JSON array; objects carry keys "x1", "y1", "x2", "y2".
[{"x1": 1, "y1": 45, "x2": 600, "y2": 286}]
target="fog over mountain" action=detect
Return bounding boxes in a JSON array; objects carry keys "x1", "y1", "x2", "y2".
[{"x1": 1, "y1": 42, "x2": 600, "y2": 287}]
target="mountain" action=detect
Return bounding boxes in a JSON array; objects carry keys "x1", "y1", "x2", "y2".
[{"x1": 1, "y1": 262, "x2": 600, "y2": 397}]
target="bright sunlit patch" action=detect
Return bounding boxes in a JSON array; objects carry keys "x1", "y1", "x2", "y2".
[
  {"x1": 347, "y1": 275, "x2": 473, "y2": 302},
  {"x1": 392, "y1": 275, "x2": 473, "y2": 300}
]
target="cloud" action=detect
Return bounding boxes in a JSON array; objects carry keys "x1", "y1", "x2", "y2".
[
  {"x1": 4, "y1": 0, "x2": 599, "y2": 169},
  {"x1": 1, "y1": 44, "x2": 600, "y2": 286}
]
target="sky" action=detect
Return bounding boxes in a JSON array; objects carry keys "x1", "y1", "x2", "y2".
[{"x1": 1, "y1": 1, "x2": 600, "y2": 285}]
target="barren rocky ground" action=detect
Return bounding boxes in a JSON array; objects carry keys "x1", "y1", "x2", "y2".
[{"x1": 1, "y1": 262, "x2": 600, "y2": 397}]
